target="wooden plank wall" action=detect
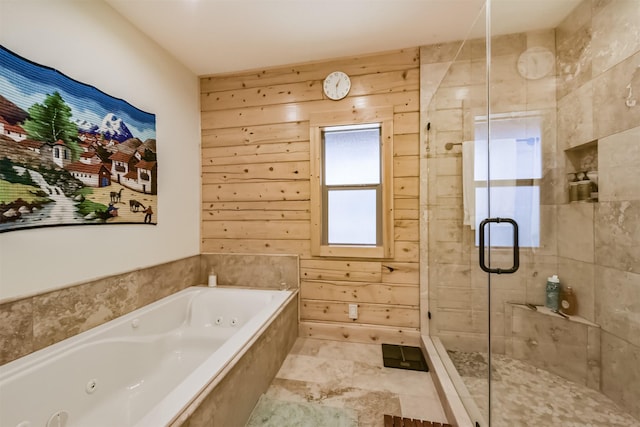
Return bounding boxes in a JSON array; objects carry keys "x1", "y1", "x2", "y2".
[{"x1": 200, "y1": 48, "x2": 421, "y2": 345}]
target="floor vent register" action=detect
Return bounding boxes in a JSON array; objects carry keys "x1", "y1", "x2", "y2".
[{"x1": 381, "y1": 344, "x2": 429, "y2": 372}]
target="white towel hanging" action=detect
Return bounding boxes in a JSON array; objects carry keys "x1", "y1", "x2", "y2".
[{"x1": 462, "y1": 141, "x2": 475, "y2": 230}]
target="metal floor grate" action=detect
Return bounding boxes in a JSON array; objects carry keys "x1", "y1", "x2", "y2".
[{"x1": 381, "y1": 344, "x2": 429, "y2": 372}]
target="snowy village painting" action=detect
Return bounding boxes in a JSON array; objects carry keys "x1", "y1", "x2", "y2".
[{"x1": 0, "y1": 45, "x2": 157, "y2": 233}]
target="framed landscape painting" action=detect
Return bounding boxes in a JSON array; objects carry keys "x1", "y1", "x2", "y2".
[{"x1": 0, "y1": 45, "x2": 157, "y2": 233}]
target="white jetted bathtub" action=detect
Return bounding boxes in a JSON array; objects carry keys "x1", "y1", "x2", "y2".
[{"x1": 0, "y1": 286, "x2": 294, "y2": 427}]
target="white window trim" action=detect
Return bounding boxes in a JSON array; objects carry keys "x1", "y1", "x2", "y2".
[{"x1": 309, "y1": 106, "x2": 394, "y2": 259}]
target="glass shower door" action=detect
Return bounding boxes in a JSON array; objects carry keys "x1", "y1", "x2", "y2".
[{"x1": 483, "y1": 0, "x2": 554, "y2": 425}]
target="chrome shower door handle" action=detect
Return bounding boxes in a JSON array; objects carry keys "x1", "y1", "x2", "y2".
[{"x1": 478, "y1": 217, "x2": 520, "y2": 274}]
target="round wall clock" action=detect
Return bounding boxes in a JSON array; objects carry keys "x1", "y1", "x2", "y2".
[
  {"x1": 517, "y1": 46, "x2": 555, "y2": 80},
  {"x1": 323, "y1": 71, "x2": 351, "y2": 100}
]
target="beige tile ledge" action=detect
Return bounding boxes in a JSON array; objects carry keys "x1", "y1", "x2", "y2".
[
  {"x1": 421, "y1": 335, "x2": 476, "y2": 427},
  {"x1": 510, "y1": 303, "x2": 600, "y2": 327}
]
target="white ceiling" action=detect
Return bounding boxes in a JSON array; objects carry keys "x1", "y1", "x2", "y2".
[{"x1": 105, "y1": 0, "x2": 581, "y2": 76}]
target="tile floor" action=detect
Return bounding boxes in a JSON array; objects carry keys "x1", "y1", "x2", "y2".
[
  {"x1": 256, "y1": 337, "x2": 449, "y2": 427},
  {"x1": 448, "y1": 350, "x2": 640, "y2": 427}
]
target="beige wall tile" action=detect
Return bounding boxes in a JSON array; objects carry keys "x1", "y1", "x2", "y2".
[
  {"x1": 136, "y1": 256, "x2": 201, "y2": 307},
  {"x1": 510, "y1": 306, "x2": 591, "y2": 386},
  {"x1": 586, "y1": 326, "x2": 601, "y2": 390},
  {"x1": 537, "y1": 204, "x2": 559, "y2": 256},
  {"x1": 433, "y1": 87, "x2": 465, "y2": 110},
  {"x1": 470, "y1": 310, "x2": 506, "y2": 338},
  {"x1": 429, "y1": 241, "x2": 469, "y2": 265},
  {"x1": 434, "y1": 156, "x2": 462, "y2": 177},
  {"x1": 421, "y1": 42, "x2": 464, "y2": 65},
  {"x1": 32, "y1": 273, "x2": 140, "y2": 350},
  {"x1": 598, "y1": 126, "x2": 640, "y2": 202},
  {"x1": 598, "y1": 126, "x2": 640, "y2": 170},
  {"x1": 431, "y1": 130, "x2": 463, "y2": 155},
  {"x1": 595, "y1": 201, "x2": 640, "y2": 273},
  {"x1": 593, "y1": 51, "x2": 640, "y2": 139},
  {"x1": 492, "y1": 33, "x2": 527, "y2": 57},
  {"x1": 440, "y1": 60, "x2": 472, "y2": 88},
  {"x1": 432, "y1": 205, "x2": 463, "y2": 221},
  {"x1": 438, "y1": 332, "x2": 490, "y2": 354},
  {"x1": 490, "y1": 79, "x2": 527, "y2": 113},
  {"x1": 556, "y1": 0, "x2": 592, "y2": 48},
  {"x1": 541, "y1": 167, "x2": 565, "y2": 206},
  {"x1": 436, "y1": 287, "x2": 472, "y2": 310},
  {"x1": 434, "y1": 175, "x2": 462, "y2": 199},
  {"x1": 557, "y1": 203, "x2": 595, "y2": 263},
  {"x1": 431, "y1": 263, "x2": 472, "y2": 287},
  {"x1": 557, "y1": 81, "x2": 595, "y2": 150},
  {"x1": 525, "y1": 76, "x2": 557, "y2": 110},
  {"x1": 558, "y1": 257, "x2": 595, "y2": 321},
  {"x1": 422, "y1": 62, "x2": 459, "y2": 112},
  {"x1": 601, "y1": 331, "x2": 640, "y2": 420},
  {"x1": 0, "y1": 299, "x2": 33, "y2": 365},
  {"x1": 594, "y1": 265, "x2": 640, "y2": 347},
  {"x1": 526, "y1": 29, "x2": 557, "y2": 53},
  {"x1": 599, "y1": 168, "x2": 640, "y2": 203},
  {"x1": 201, "y1": 253, "x2": 299, "y2": 289},
  {"x1": 524, "y1": 262, "x2": 560, "y2": 306},
  {"x1": 434, "y1": 308, "x2": 473, "y2": 333},
  {"x1": 431, "y1": 219, "x2": 463, "y2": 243},
  {"x1": 433, "y1": 108, "x2": 464, "y2": 132},
  {"x1": 556, "y1": 24, "x2": 593, "y2": 100},
  {"x1": 591, "y1": 0, "x2": 640, "y2": 75}
]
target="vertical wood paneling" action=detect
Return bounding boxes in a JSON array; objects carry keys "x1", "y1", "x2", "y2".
[{"x1": 201, "y1": 47, "x2": 421, "y2": 343}]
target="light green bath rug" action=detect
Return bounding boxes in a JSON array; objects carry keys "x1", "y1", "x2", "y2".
[{"x1": 246, "y1": 395, "x2": 358, "y2": 427}]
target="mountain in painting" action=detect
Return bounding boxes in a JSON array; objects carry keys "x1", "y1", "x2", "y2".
[
  {"x1": 74, "y1": 118, "x2": 99, "y2": 133},
  {"x1": 0, "y1": 94, "x2": 28, "y2": 125},
  {"x1": 98, "y1": 112, "x2": 134, "y2": 142}
]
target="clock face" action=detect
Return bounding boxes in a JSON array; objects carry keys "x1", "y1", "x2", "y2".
[
  {"x1": 323, "y1": 71, "x2": 351, "y2": 100},
  {"x1": 517, "y1": 46, "x2": 555, "y2": 80}
]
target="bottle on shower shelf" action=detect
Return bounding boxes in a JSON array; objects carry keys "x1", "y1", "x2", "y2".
[
  {"x1": 560, "y1": 285, "x2": 577, "y2": 316},
  {"x1": 545, "y1": 275, "x2": 560, "y2": 311},
  {"x1": 576, "y1": 172, "x2": 591, "y2": 201},
  {"x1": 568, "y1": 172, "x2": 579, "y2": 203}
]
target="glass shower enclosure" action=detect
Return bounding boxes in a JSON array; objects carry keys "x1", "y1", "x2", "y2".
[{"x1": 421, "y1": 0, "x2": 640, "y2": 425}]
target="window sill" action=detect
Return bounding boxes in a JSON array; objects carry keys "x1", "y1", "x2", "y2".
[{"x1": 316, "y1": 244, "x2": 389, "y2": 259}]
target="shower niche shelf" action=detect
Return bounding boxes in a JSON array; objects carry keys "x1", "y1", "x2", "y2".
[
  {"x1": 510, "y1": 303, "x2": 599, "y2": 327},
  {"x1": 564, "y1": 140, "x2": 598, "y2": 204}
]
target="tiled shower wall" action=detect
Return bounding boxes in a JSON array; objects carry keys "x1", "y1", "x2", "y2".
[
  {"x1": 555, "y1": 0, "x2": 640, "y2": 419},
  {"x1": 422, "y1": 0, "x2": 640, "y2": 419},
  {"x1": 0, "y1": 253, "x2": 299, "y2": 366}
]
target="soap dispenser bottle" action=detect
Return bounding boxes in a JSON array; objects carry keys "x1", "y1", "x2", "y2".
[
  {"x1": 560, "y1": 286, "x2": 577, "y2": 316},
  {"x1": 208, "y1": 268, "x2": 218, "y2": 287},
  {"x1": 545, "y1": 275, "x2": 560, "y2": 311}
]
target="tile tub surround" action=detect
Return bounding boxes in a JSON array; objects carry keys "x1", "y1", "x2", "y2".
[
  {"x1": 0, "y1": 255, "x2": 200, "y2": 365},
  {"x1": 176, "y1": 294, "x2": 298, "y2": 427},
  {"x1": 261, "y1": 337, "x2": 449, "y2": 427},
  {"x1": 0, "y1": 253, "x2": 300, "y2": 366},
  {"x1": 200, "y1": 253, "x2": 299, "y2": 290}
]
